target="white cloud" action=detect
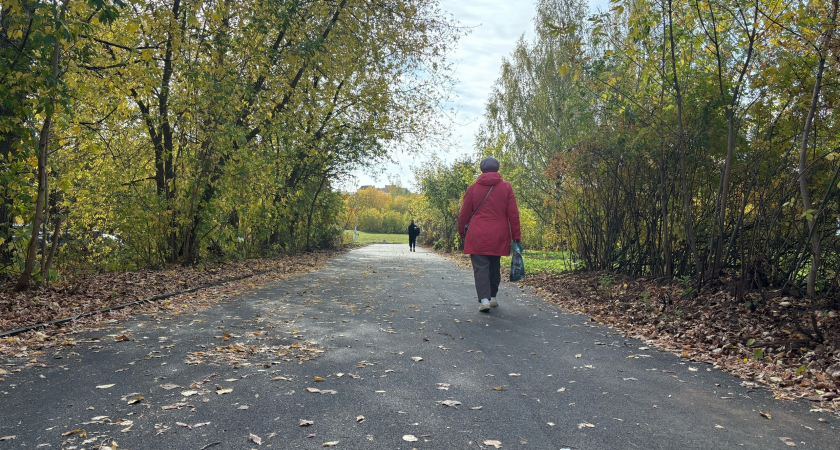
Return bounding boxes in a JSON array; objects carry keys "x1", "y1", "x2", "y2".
[{"x1": 345, "y1": 0, "x2": 610, "y2": 190}]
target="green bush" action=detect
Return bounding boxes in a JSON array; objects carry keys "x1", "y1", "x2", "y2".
[
  {"x1": 358, "y1": 208, "x2": 383, "y2": 232},
  {"x1": 381, "y1": 210, "x2": 406, "y2": 234}
]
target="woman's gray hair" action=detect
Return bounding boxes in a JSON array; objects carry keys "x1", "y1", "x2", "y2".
[{"x1": 480, "y1": 157, "x2": 500, "y2": 173}]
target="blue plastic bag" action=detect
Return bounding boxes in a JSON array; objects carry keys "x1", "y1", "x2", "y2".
[{"x1": 510, "y1": 241, "x2": 525, "y2": 282}]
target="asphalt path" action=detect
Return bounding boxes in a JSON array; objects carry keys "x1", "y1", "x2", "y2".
[{"x1": 0, "y1": 244, "x2": 837, "y2": 449}]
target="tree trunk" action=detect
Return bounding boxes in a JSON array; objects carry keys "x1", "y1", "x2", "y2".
[
  {"x1": 305, "y1": 174, "x2": 328, "y2": 250},
  {"x1": 39, "y1": 174, "x2": 50, "y2": 276},
  {"x1": 798, "y1": 0, "x2": 838, "y2": 298},
  {"x1": 15, "y1": 0, "x2": 68, "y2": 290},
  {"x1": 42, "y1": 216, "x2": 62, "y2": 286},
  {"x1": 666, "y1": 0, "x2": 701, "y2": 276},
  {"x1": 14, "y1": 112, "x2": 51, "y2": 291}
]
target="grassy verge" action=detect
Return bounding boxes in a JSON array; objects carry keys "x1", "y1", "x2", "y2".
[
  {"x1": 343, "y1": 230, "x2": 410, "y2": 244},
  {"x1": 501, "y1": 249, "x2": 573, "y2": 274}
]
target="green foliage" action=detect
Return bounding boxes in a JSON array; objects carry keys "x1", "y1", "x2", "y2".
[
  {"x1": 500, "y1": 249, "x2": 573, "y2": 274},
  {"x1": 358, "y1": 209, "x2": 383, "y2": 233},
  {"x1": 343, "y1": 231, "x2": 409, "y2": 245},
  {"x1": 345, "y1": 185, "x2": 414, "y2": 234},
  {"x1": 0, "y1": 0, "x2": 461, "y2": 282},
  {"x1": 465, "y1": 0, "x2": 840, "y2": 299},
  {"x1": 414, "y1": 157, "x2": 476, "y2": 253}
]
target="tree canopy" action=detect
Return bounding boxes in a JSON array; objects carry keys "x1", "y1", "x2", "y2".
[
  {"x1": 0, "y1": 0, "x2": 459, "y2": 288},
  {"x1": 422, "y1": 0, "x2": 840, "y2": 300}
]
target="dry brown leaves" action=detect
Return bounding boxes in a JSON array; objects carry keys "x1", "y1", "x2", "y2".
[
  {"x1": 0, "y1": 250, "x2": 340, "y2": 358},
  {"x1": 527, "y1": 270, "x2": 840, "y2": 414},
  {"x1": 185, "y1": 341, "x2": 324, "y2": 367}
]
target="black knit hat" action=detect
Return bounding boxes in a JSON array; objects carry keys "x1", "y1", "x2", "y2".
[{"x1": 480, "y1": 157, "x2": 500, "y2": 173}]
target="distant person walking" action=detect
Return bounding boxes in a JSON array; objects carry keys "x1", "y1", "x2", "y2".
[
  {"x1": 407, "y1": 220, "x2": 420, "y2": 252},
  {"x1": 458, "y1": 157, "x2": 521, "y2": 312}
]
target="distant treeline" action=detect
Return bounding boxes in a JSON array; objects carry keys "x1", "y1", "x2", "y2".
[{"x1": 342, "y1": 186, "x2": 415, "y2": 235}]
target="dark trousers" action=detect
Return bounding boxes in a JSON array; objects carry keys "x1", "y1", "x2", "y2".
[
  {"x1": 470, "y1": 254, "x2": 501, "y2": 301},
  {"x1": 409, "y1": 236, "x2": 417, "y2": 249}
]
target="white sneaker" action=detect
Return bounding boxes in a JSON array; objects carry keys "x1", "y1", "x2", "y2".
[
  {"x1": 479, "y1": 298, "x2": 491, "y2": 311},
  {"x1": 489, "y1": 299, "x2": 498, "y2": 307}
]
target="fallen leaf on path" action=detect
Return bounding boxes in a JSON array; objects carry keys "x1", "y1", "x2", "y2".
[
  {"x1": 306, "y1": 387, "x2": 321, "y2": 393},
  {"x1": 96, "y1": 384, "x2": 115, "y2": 389},
  {"x1": 470, "y1": 406, "x2": 483, "y2": 410},
  {"x1": 115, "y1": 335, "x2": 131, "y2": 342},
  {"x1": 61, "y1": 429, "x2": 85, "y2": 437},
  {"x1": 250, "y1": 433, "x2": 262, "y2": 445},
  {"x1": 160, "y1": 383, "x2": 180, "y2": 390},
  {"x1": 127, "y1": 396, "x2": 144, "y2": 405},
  {"x1": 557, "y1": 387, "x2": 566, "y2": 392},
  {"x1": 575, "y1": 354, "x2": 582, "y2": 358},
  {"x1": 411, "y1": 356, "x2": 423, "y2": 361},
  {"x1": 216, "y1": 387, "x2": 233, "y2": 395},
  {"x1": 181, "y1": 390, "x2": 198, "y2": 397},
  {"x1": 578, "y1": 422, "x2": 595, "y2": 429},
  {"x1": 509, "y1": 373, "x2": 521, "y2": 377},
  {"x1": 483, "y1": 439, "x2": 502, "y2": 448},
  {"x1": 715, "y1": 424, "x2": 724, "y2": 429},
  {"x1": 238, "y1": 405, "x2": 249, "y2": 410},
  {"x1": 307, "y1": 433, "x2": 317, "y2": 438},
  {"x1": 299, "y1": 419, "x2": 315, "y2": 427},
  {"x1": 403, "y1": 435, "x2": 418, "y2": 442},
  {"x1": 175, "y1": 422, "x2": 209, "y2": 429},
  {"x1": 492, "y1": 385, "x2": 505, "y2": 391},
  {"x1": 436, "y1": 383, "x2": 450, "y2": 390},
  {"x1": 760, "y1": 411, "x2": 771, "y2": 419},
  {"x1": 440, "y1": 400, "x2": 461, "y2": 407},
  {"x1": 779, "y1": 437, "x2": 796, "y2": 446},
  {"x1": 0, "y1": 436, "x2": 15, "y2": 441},
  {"x1": 161, "y1": 402, "x2": 188, "y2": 410},
  {"x1": 313, "y1": 376, "x2": 325, "y2": 382},
  {"x1": 356, "y1": 415, "x2": 365, "y2": 423},
  {"x1": 322, "y1": 441, "x2": 339, "y2": 447}
]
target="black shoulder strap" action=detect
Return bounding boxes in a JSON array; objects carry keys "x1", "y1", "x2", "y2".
[{"x1": 470, "y1": 186, "x2": 494, "y2": 222}]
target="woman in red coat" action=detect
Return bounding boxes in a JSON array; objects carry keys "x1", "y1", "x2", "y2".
[{"x1": 457, "y1": 157, "x2": 521, "y2": 311}]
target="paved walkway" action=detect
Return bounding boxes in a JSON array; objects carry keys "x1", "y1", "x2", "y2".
[{"x1": 1, "y1": 245, "x2": 837, "y2": 449}]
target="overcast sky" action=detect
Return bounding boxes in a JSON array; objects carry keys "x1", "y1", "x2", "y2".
[{"x1": 344, "y1": 0, "x2": 609, "y2": 191}]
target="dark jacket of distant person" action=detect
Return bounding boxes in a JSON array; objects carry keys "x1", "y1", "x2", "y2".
[{"x1": 408, "y1": 222, "x2": 420, "y2": 238}]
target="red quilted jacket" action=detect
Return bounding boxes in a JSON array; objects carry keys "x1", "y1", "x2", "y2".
[{"x1": 457, "y1": 172, "x2": 521, "y2": 256}]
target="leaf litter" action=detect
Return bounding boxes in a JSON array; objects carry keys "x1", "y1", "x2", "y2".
[
  {"x1": 0, "y1": 250, "x2": 339, "y2": 360},
  {"x1": 525, "y1": 270, "x2": 840, "y2": 413}
]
